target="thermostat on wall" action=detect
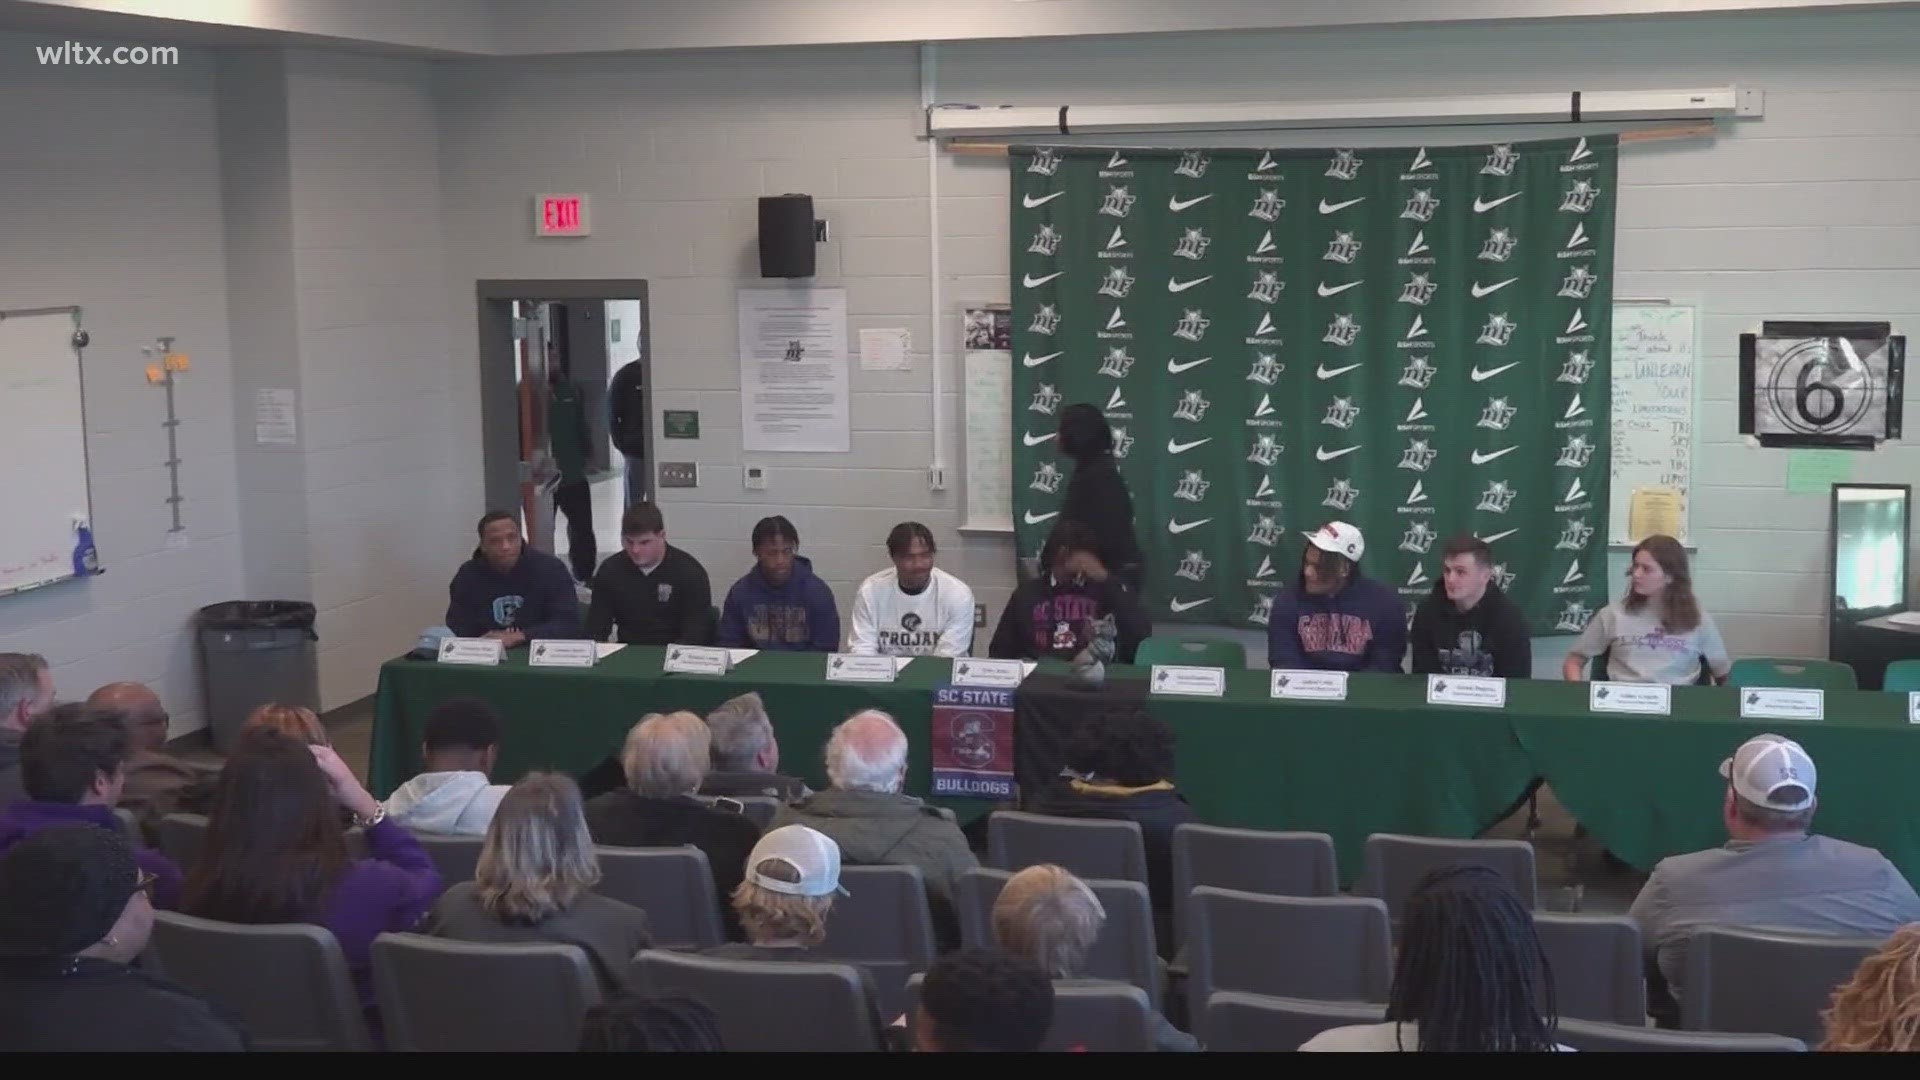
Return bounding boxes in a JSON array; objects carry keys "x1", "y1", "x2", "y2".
[{"x1": 744, "y1": 464, "x2": 768, "y2": 491}]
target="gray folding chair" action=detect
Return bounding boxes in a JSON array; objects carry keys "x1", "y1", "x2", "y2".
[
  {"x1": 1184, "y1": 888, "x2": 1393, "y2": 1039},
  {"x1": 1204, "y1": 991, "x2": 1386, "y2": 1052},
  {"x1": 905, "y1": 973, "x2": 1156, "y2": 1052},
  {"x1": 1534, "y1": 912, "x2": 1646, "y2": 1024},
  {"x1": 957, "y1": 868, "x2": 1161, "y2": 1010},
  {"x1": 156, "y1": 812, "x2": 209, "y2": 871},
  {"x1": 987, "y1": 811, "x2": 1148, "y2": 884},
  {"x1": 411, "y1": 832, "x2": 485, "y2": 885},
  {"x1": 817, "y1": 864, "x2": 936, "y2": 1020},
  {"x1": 1557, "y1": 1018, "x2": 1806, "y2": 1052},
  {"x1": 594, "y1": 845, "x2": 724, "y2": 949},
  {"x1": 634, "y1": 950, "x2": 880, "y2": 1052},
  {"x1": 150, "y1": 911, "x2": 370, "y2": 1051},
  {"x1": 1359, "y1": 833, "x2": 1537, "y2": 920},
  {"x1": 1170, "y1": 824, "x2": 1337, "y2": 952},
  {"x1": 1682, "y1": 926, "x2": 1881, "y2": 1044},
  {"x1": 372, "y1": 933, "x2": 602, "y2": 1051}
]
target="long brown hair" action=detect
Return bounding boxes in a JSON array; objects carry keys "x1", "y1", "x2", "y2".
[
  {"x1": 182, "y1": 729, "x2": 348, "y2": 924},
  {"x1": 1623, "y1": 534, "x2": 1701, "y2": 633},
  {"x1": 242, "y1": 702, "x2": 328, "y2": 746},
  {"x1": 1823, "y1": 924, "x2": 1920, "y2": 1051}
]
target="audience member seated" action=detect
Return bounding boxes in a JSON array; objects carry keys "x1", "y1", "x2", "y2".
[
  {"x1": 1267, "y1": 521, "x2": 1407, "y2": 673},
  {"x1": 87, "y1": 681, "x2": 214, "y2": 830},
  {"x1": 993, "y1": 863, "x2": 1197, "y2": 1052},
  {"x1": 988, "y1": 520, "x2": 1149, "y2": 664},
  {"x1": 182, "y1": 730, "x2": 444, "y2": 1013},
  {"x1": 1408, "y1": 534, "x2": 1533, "y2": 678},
  {"x1": 242, "y1": 701, "x2": 329, "y2": 746},
  {"x1": 0, "y1": 707, "x2": 182, "y2": 908},
  {"x1": 775, "y1": 710, "x2": 978, "y2": 947},
  {"x1": 426, "y1": 773, "x2": 651, "y2": 995},
  {"x1": 0, "y1": 653, "x2": 56, "y2": 808},
  {"x1": 1562, "y1": 534, "x2": 1731, "y2": 685},
  {"x1": 1822, "y1": 922, "x2": 1920, "y2": 1051},
  {"x1": 1630, "y1": 734, "x2": 1920, "y2": 1007},
  {"x1": 585, "y1": 503, "x2": 714, "y2": 646},
  {"x1": 1302, "y1": 864, "x2": 1568, "y2": 1052},
  {"x1": 0, "y1": 825, "x2": 245, "y2": 1052},
  {"x1": 446, "y1": 509, "x2": 582, "y2": 648},
  {"x1": 718, "y1": 515, "x2": 841, "y2": 652},
  {"x1": 913, "y1": 947, "x2": 1054, "y2": 1053},
  {"x1": 847, "y1": 522, "x2": 976, "y2": 658},
  {"x1": 579, "y1": 995, "x2": 726, "y2": 1052},
  {"x1": 584, "y1": 711, "x2": 761, "y2": 914},
  {"x1": 383, "y1": 697, "x2": 511, "y2": 836},
  {"x1": 1028, "y1": 708, "x2": 1194, "y2": 952},
  {"x1": 700, "y1": 692, "x2": 807, "y2": 802}
]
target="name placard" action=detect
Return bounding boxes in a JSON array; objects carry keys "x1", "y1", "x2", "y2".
[
  {"x1": 1151, "y1": 665, "x2": 1227, "y2": 698},
  {"x1": 952, "y1": 658, "x2": 1026, "y2": 688},
  {"x1": 437, "y1": 638, "x2": 504, "y2": 666},
  {"x1": 1426, "y1": 674, "x2": 1507, "y2": 709},
  {"x1": 1739, "y1": 687, "x2": 1824, "y2": 721},
  {"x1": 1589, "y1": 681, "x2": 1671, "y2": 716},
  {"x1": 529, "y1": 640, "x2": 597, "y2": 668},
  {"x1": 1909, "y1": 692, "x2": 1920, "y2": 725},
  {"x1": 1270, "y1": 669, "x2": 1349, "y2": 701},
  {"x1": 663, "y1": 645, "x2": 731, "y2": 676},
  {"x1": 827, "y1": 654, "x2": 898, "y2": 683}
]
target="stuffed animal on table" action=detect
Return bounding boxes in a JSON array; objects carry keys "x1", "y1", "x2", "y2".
[{"x1": 1068, "y1": 613, "x2": 1118, "y2": 690}]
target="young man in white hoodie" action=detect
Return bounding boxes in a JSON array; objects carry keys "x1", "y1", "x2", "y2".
[
  {"x1": 846, "y1": 522, "x2": 976, "y2": 658},
  {"x1": 383, "y1": 698, "x2": 512, "y2": 836}
]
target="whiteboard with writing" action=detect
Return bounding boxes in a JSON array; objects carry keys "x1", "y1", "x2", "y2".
[
  {"x1": 0, "y1": 309, "x2": 96, "y2": 596},
  {"x1": 1609, "y1": 303, "x2": 1696, "y2": 545},
  {"x1": 962, "y1": 349, "x2": 1014, "y2": 532}
]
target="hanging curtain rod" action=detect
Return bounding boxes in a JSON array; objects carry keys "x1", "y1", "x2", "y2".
[{"x1": 941, "y1": 120, "x2": 1714, "y2": 157}]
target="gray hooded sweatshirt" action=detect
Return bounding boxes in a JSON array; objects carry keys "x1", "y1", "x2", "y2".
[{"x1": 382, "y1": 771, "x2": 510, "y2": 836}]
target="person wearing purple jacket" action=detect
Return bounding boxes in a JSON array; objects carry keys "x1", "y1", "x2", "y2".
[
  {"x1": 182, "y1": 730, "x2": 444, "y2": 1014},
  {"x1": 717, "y1": 516, "x2": 841, "y2": 652},
  {"x1": 1267, "y1": 522, "x2": 1408, "y2": 673},
  {"x1": 0, "y1": 706, "x2": 182, "y2": 910}
]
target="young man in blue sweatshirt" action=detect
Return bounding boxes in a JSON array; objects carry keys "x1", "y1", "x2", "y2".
[
  {"x1": 445, "y1": 511, "x2": 582, "y2": 647},
  {"x1": 1267, "y1": 521, "x2": 1407, "y2": 673},
  {"x1": 718, "y1": 516, "x2": 840, "y2": 652}
]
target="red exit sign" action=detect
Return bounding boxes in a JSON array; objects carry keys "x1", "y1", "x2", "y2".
[{"x1": 534, "y1": 194, "x2": 590, "y2": 237}]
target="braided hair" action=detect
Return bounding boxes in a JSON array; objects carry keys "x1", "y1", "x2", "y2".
[{"x1": 1385, "y1": 863, "x2": 1559, "y2": 1052}]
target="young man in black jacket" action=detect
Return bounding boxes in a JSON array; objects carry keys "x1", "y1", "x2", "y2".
[
  {"x1": 446, "y1": 511, "x2": 582, "y2": 646},
  {"x1": 988, "y1": 520, "x2": 1150, "y2": 664},
  {"x1": 1408, "y1": 534, "x2": 1533, "y2": 678},
  {"x1": 585, "y1": 503, "x2": 714, "y2": 645}
]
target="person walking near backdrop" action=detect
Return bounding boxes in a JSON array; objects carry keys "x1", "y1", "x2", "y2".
[{"x1": 1055, "y1": 404, "x2": 1145, "y2": 594}]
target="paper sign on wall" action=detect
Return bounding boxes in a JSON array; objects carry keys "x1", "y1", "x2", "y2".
[{"x1": 738, "y1": 287, "x2": 851, "y2": 453}]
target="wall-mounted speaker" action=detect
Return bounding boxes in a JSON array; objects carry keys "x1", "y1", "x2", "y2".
[{"x1": 758, "y1": 194, "x2": 816, "y2": 278}]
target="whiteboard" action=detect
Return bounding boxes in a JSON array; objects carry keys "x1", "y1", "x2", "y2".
[
  {"x1": 0, "y1": 309, "x2": 96, "y2": 596},
  {"x1": 962, "y1": 349, "x2": 1014, "y2": 532},
  {"x1": 1609, "y1": 303, "x2": 1696, "y2": 545}
]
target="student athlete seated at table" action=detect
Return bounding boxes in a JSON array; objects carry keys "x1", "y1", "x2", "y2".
[
  {"x1": 1267, "y1": 522, "x2": 1407, "y2": 673},
  {"x1": 987, "y1": 520, "x2": 1149, "y2": 664},
  {"x1": 847, "y1": 522, "x2": 976, "y2": 658},
  {"x1": 585, "y1": 503, "x2": 714, "y2": 646},
  {"x1": 446, "y1": 510, "x2": 581, "y2": 648},
  {"x1": 1561, "y1": 534, "x2": 1731, "y2": 685},
  {"x1": 718, "y1": 516, "x2": 840, "y2": 652},
  {"x1": 1408, "y1": 534, "x2": 1532, "y2": 678}
]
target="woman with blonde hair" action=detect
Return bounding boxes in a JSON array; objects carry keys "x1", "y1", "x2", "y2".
[
  {"x1": 426, "y1": 773, "x2": 651, "y2": 994},
  {"x1": 241, "y1": 702, "x2": 328, "y2": 746},
  {"x1": 1822, "y1": 924, "x2": 1920, "y2": 1051}
]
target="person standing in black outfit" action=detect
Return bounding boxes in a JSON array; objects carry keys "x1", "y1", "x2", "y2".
[
  {"x1": 585, "y1": 504, "x2": 714, "y2": 646},
  {"x1": 1056, "y1": 403, "x2": 1145, "y2": 593},
  {"x1": 548, "y1": 369, "x2": 597, "y2": 584},
  {"x1": 1408, "y1": 534, "x2": 1533, "y2": 678}
]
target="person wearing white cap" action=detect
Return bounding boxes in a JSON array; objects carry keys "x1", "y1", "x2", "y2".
[
  {"x1": 1629, "y1": 734, "x2": 1920, "y2": 1005},
  {"x1": 1266, "y1": 521, "x2": 1408, "y2": 672}
]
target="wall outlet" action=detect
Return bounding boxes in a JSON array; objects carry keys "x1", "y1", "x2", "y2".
[
  {"x1": 658, "y1": 462, "x2": 698, "y2": 488},
  {"x1": 929, "y1": 465, "x2": 946, "y2": 491},
  {"x1": 743, "y1": 464, "x2": 768, "y2": 490},
  {"x1": 974, "y1": 603, "x2": 986, "y2": 628}
]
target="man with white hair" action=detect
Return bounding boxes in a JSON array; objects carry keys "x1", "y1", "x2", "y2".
[
  {"x1": 774, "y1": 710, "x2": 977, "y2": 943},
  {"x1": 698, "y1": 693, "x2": 806, "y2": 802},
  {"x1": 0, "y1": 655, "x2": 56, "y2": 809}
]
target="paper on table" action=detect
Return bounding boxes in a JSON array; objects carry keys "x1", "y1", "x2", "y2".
[
  {"x1": 859, "y1": 328, "x2": 911, "y2": 371},
  {"x1": 1022, "y1": 662, "x2": 1038, "y2": 678},
  {"x1": 1886, "y1": 611, "x2": 1920, "y2": 627},
  {"x1": 594, "y1": 643, "x2": 627, "y2": 659},
  {"x1": 895, "y1": 656, "x2": 915, "y2": 673},
  {"x1": 726, "y1": 649, "x2": 760, "y2": 666},
  {"x1": 1627, "y1": 487, "x2": 1684, "y2": 543}
]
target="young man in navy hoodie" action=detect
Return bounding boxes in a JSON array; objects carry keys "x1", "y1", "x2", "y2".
[
  {"x1": 1267, "y1": 521, "x2": 1407, "y2": 673},
  {"x1": 445, "y1": 511, "x2": 582, "y2": 647},
  {"x1": 718, "y1": 516, "x2": 840, "y2": 652}
]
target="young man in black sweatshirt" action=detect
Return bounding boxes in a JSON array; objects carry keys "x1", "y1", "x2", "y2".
[
  {"x1": 988, "y1": 521, "x2": 1150, "y2": 663},
  {"x1": 445, "y1": 512, "x2": 581, "y2": 645},
  {"x1": 1408, "y1": 534, "x2": 1533, "y2": 678},
  {"x1": 585, "y1": 503, "x2": 714, "y2": 646}
]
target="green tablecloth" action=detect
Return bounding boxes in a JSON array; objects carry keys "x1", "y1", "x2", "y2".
[{"x1": 372, "y1": 653, "x2": 1920, "y2": 886}]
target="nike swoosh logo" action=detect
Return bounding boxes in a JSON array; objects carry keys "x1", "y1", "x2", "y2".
[
  {"x1": 1168, "y1": 194, "x2": 1213, "y2": 211},
  {"x1": 1167, "y1": 276, "x2": 1212, "y2": 293},
  {"x1": 1022, "y1": 271, "x2": 1063, "y2": 288},
  {"x1": 1169, "y1": 598, "x2": 1213, "y2": 612},
  {"x1": 1473, "y1": 191, "x2": 1524, "y2": 213},
  {"x1": 1471, "y1": 446, "x2": 1519, "y2": 465},
  {"x1": 1471, "y1": 277, "x2": 1518, "y2": 298},
  {"x1": 1478, "y1": 529, "x2": 1519, "y2": 544},
  {"x1": 1022, "y1": 431, "x2": 1057, "y2": 447},
  {"x1": 1024, "y1": 510, "x2": 1059, "y2": 525},
  {"x1": 1021, "y1": 351, "x2": 1063, "y2": 368},
  {"x1": 1318, "y1": 196, "x2": 1364, "y2": 214},
  {"x1": 1166, "y1": 356, "x2": 1211, "y2": 374},
  {"x1": 1168, "y1": 518, "x2": 1212, "y2": 534},
  {"x1": 1470, "y1": 362, "x2": 1519, "y2": 382},
  {"x1": 1316, "y1": 445, "x2": 1360, "y2": 461},
  {"x1": 1316, "y1": 363, "x2": 1361, "y2": 379},
  {"x1": 1022, "y1": 191, "x2": 1065, "y2": 208},
  {"x1": 1166, "y1": 437, "x2": 1212, "y2": 454},
  {"x1": 1316, "y1": 280, "x2": 1363, "y2": 297}
]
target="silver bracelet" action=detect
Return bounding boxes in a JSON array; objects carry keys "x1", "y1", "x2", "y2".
[{"x1": 355, "y1": 805, "x2": 388, "y2": 829}]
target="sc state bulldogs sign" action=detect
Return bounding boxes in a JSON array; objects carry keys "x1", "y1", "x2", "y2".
[{"x1": 930, "y1": 685, "x2": 1015, "y2": 799}]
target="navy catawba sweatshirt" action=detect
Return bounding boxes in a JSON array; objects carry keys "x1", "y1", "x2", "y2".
[
  {"x1": 445, "y1": 548, "x2": 582, "y2": 640},
  {"x1": 1266, "y1": 572, "x2": 1407, "y2": 673}
]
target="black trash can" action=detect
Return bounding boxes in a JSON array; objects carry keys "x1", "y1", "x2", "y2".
[{"x1": 196, "y1": 601, "x2": 320, "y2": 753}]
